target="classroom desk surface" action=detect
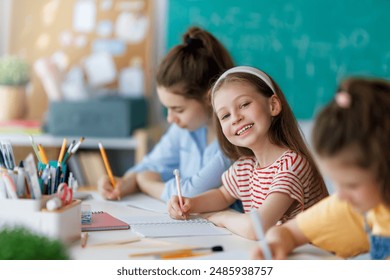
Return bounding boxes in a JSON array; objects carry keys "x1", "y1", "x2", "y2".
[{"x1": 69, "y1": 192, "x2": 339, "y2": 260}]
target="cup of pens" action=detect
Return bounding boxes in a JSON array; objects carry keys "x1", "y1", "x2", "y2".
[{"x1": 34, "y1": 137, "x2": 84, "y2": 210}]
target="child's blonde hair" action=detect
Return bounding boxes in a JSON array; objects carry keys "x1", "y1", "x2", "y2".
[{"x1": 312, "y1": 77, "x2": 390, "y2": 206}]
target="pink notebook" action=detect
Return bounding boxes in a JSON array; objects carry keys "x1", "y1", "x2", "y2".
[{"x1": 82, "y1": 211, "x2": 130, "y2": 232}]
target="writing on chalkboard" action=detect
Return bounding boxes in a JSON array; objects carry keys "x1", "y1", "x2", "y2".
[{"x1": 167, "y1": 0, "x2": 390, "y2": 119}]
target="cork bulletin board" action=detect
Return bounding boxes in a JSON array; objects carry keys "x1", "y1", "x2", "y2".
[{"x1": 8, "y1": 0, "x2": 154, "y2": 120}]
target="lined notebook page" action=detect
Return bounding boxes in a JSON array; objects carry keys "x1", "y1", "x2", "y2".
[{"x1": 124, "y1": 215, "x2": 231, "y2": 237}]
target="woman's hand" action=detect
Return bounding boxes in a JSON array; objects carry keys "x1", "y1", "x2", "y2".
[{"x1": 97, "y1": 172, "x2": 138, "y2": 200}]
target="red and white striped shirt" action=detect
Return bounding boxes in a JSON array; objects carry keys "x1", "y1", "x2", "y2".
[{"x1": 222, "y1": 150, "x2": 326, "y2": 221}]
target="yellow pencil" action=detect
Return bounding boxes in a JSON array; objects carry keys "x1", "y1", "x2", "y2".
[
  {"x1": 38, "y1": 144, "x2": 49, "y2": 165},
  {"x1": 58, "y1": 138, "x2": 67, "y2": 165},
  {"x1": 98, "y1": 142, "x2": 116, "y2": 188}
]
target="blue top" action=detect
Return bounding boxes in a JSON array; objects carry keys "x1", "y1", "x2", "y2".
[
  {"x1": 127, "y1": 124, "x2": 232, "y2": 202},
  {"x1": 364, "y1": 215, "x2": 390, "y2": 260}
]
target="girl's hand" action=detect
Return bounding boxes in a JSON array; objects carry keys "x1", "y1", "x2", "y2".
[
  {"x1": 168, "y1": 195, "x2": 191, "y2": 219},
  {"x1": 250, "y1": 243, "x2": 287, "y2": 260}
]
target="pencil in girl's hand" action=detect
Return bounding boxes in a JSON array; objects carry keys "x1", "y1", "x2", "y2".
[
  {"x1": 250, "y1": 210, "x2": 272, "y2": 260},
  {"x1": 98, "y1": 142, "x2": 116, "y2": 188}
]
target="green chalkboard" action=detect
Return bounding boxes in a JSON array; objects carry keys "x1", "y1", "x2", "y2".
[{"x1": 166, "y1": 0, "x2": 390, "y2": 119}]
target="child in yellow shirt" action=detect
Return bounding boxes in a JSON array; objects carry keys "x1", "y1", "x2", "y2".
[{"x1": 252, "y1": 77, "x2": 390, "y2": 259}]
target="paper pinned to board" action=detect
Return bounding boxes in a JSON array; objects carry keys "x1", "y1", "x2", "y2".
[
  {"x1": 73, "y1": 0, "x2": 96, "y2": 33},
  {"x1": 115, "y1": 12, "x2": 148, "y2": 43},
  {"x1": 83, "y1": 52, "x2": 117, "y2": 87}
]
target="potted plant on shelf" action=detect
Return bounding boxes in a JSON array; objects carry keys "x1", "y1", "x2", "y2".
[{"x1": 0, "y1": 55, "x2": 30, "y2": 121}]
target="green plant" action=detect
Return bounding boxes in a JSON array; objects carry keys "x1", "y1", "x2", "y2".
[
  {"x1": 0, "y1": 227, "x2": 70, "y2": 260},
  {"x1": 0, "y1": 56, "x2": 30, "y2": 86}
]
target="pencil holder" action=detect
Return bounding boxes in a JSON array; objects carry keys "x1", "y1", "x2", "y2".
[
  {"x1": 0, "y1": 197, "x2": 81, "y2": 244},
  {"x1": 37, "y1": 160, "x2": 69, "y2": 195}
]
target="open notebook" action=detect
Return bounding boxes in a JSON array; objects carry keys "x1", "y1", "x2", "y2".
[{"x1": 124, "y1": 214, "x2": 231, "y2": 238}]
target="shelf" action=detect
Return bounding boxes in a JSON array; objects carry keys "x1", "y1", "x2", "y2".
[{"x1": 0, "y1": 133, "x2": 137, "y2": 150}]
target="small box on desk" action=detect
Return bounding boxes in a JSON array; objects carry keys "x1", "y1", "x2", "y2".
[
  {"x1": 46, "y1": 96, "x2": 148, "y2": 137},
  {"x1": 0, "y1": 198, "x2": 81, "y2": 244}
]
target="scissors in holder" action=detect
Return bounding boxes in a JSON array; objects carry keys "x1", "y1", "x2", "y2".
[{"x1": 56, "y1": 182, "x2": 73, "y2": 206}]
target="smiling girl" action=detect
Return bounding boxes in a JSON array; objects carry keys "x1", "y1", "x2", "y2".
[{"x1": 168, "y1": 66, "x2": 328, "y2": 239}]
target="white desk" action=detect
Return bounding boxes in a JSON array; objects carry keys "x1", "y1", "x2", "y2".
[{"x1": 69, "y1": 192, "x2": 339, "y2": 260}]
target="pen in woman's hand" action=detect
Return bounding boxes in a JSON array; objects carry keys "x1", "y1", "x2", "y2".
[{"x1": 173, "y1": 169, "x2": 184, "y2": 209}]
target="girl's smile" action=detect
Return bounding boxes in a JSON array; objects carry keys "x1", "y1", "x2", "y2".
[
  {"x1": 235, "y1": 123, "x2": 254, "y2": 136},
  {"x1": 214, "y1": 81, "x2": 274, "y2": 150}
]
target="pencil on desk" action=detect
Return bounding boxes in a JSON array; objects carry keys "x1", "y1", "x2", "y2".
[
  {"x1": 128, "y1": 245, "x2": 223, "y2": 258},
  {"x1": 81, "y1": 232, "x2": 89, "y2": 248},
  {"x1": 98, "y1": 142, "x2": 116, "y2": 188}
]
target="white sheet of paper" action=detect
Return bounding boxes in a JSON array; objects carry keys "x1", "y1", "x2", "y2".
[
  {"x1": 115, "y1": 12, "x2": 148, "y2": 43},
  {"x1": 61, "y1": 66, "x2": 89, "y2": 100},
  {"x1": 73, "y1": 0, "x2": 96, "y2": 33},
  {"x1": 84, "y1": 52, "x2": 117, "y2": 87},
  {"x1": 119, "y1": 65, "x2": 144, "y2": 97},
  {"x1": 120, "y1": 193, "x2": 168, "y2": 213}
]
